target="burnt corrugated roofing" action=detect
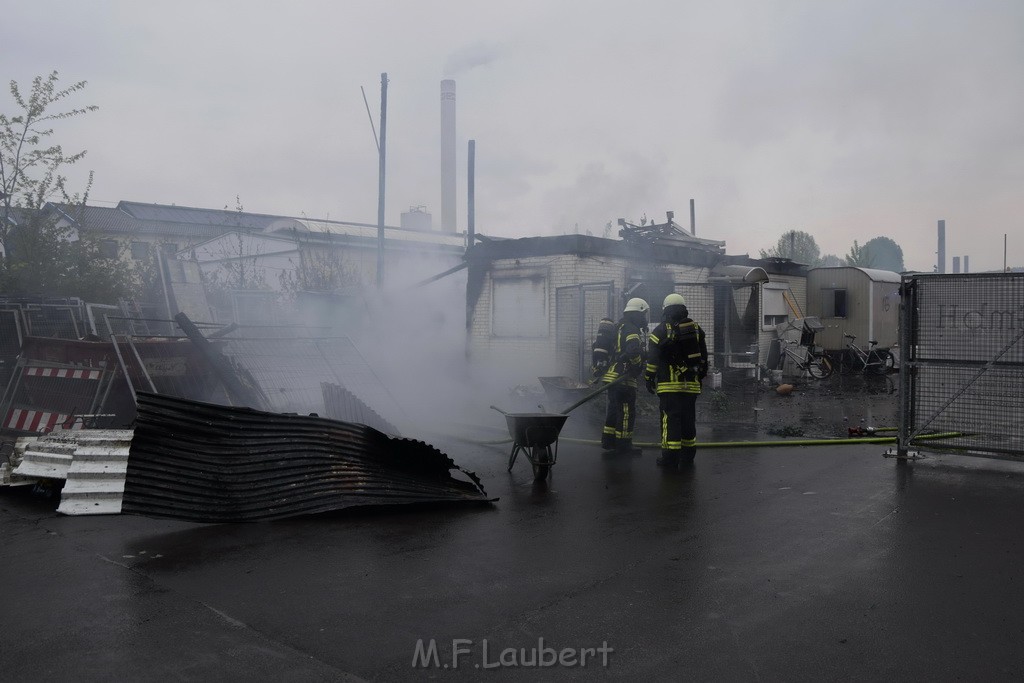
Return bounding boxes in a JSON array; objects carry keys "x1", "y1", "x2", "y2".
[
  {"x1": 468, "y1": 234, "x2": 721, "y2": 268},
  {"x1": 122, "y1": 393, "x2": 492, "y2": 522}
]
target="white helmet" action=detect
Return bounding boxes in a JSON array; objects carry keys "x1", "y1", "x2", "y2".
[
  {"x1": 663, "y1": 293, "x2": 686, "y2": 308},
  {"x1": 624, "y1": 298, "x2": 650, "y2": 314}
]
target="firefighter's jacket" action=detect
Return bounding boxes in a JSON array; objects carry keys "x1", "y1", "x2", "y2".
[
  {"x1": 601, "y1": 319, "x2": 645, "y2": 388},
  {"x1": 644, "y1": 319, "x2": 708, "y2": 394}
]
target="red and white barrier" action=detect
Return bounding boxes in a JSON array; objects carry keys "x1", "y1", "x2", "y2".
[
  {"x1": 23, "y1": 367, "x2": 102, "y2": 380},
  {"x1": 4, "y1": 408, "x2": 83, "y2": 433}
]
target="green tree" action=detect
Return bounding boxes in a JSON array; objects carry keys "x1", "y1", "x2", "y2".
[
  {"x1": 845, "y1": 240, "x2": 872, "y2": 267},
  {"x1": 0, "y1": 71, "x2": 133, "y2": 302},
  {"x1": 759, "y1": 230, "x2": 822, "y2": 266},
  {"x1": 861, "y1": 236, "x2": 905, "y2": 272},
  {"x1": 0, "y1": 204, "x2": 136, "y2": 300},
  {"x1": 820, "y1": 253, "x2": 845, "y2": 267}
]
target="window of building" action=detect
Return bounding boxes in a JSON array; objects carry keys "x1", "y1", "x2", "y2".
[
  {"x1": 99, "y1": 240, "x2": 119, "y2": 259},
  {"x1": 492, "y1": 276, "x2": 547, "y2": 337},
  {"x1": 130, "y1": 241, "x2": 149, "y2": 260},
  {"x1": 821, "y1": 288, "x2": 847, "y2": 318},
  {"x1": 762, "y1": 285, "x2": 790, "y2": 328},
  {"x1": 161, "y1": 242, "x2": 180, "y2": 255}
]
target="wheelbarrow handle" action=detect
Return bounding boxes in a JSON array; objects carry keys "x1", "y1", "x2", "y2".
[
  {"x1": 559, "y1": 375, "x2": 629, "y2": 414},
  {"x1": 489, "y1": 405, "x2": 509, "y2": 415}
]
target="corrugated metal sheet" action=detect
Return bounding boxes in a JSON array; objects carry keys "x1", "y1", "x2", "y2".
[
  {"x1": 57, "y1": 430, "x2": 134, "y2": 516},
  {"x1": 122, "y1": 393, "x2": 491, "y2": 522},
  {"x1": 321, "y1": 382, "x2": 399, "y2": 436}
]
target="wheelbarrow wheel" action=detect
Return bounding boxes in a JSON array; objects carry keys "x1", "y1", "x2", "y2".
[{"x1": 531, "y1": 446, "x2": 552, "y2": 481}]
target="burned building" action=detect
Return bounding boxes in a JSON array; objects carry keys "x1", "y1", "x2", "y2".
[{"x1": 465, "y1": 217, "x2": 807, "y2": 382}]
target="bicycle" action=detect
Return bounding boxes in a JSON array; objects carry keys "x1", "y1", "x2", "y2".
[
  {"x1": 838, "y1": 333, "x2": 895, "y2": 375},
  {"x1": 778, "y1": 339, "x2": 834, "y2": 379}
]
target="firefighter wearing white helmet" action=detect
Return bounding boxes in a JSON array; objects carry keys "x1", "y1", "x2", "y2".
[
  {"x1": 599, "y1": 297, "x2": 650, "y2": 454},
  {"x1": 644, "y1": 292, "x2": 708, "y2": 468}
]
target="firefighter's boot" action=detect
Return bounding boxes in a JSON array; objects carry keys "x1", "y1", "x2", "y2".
[
  {"x1": 616, "y1": 439, "x2": 643, "y2": 456},
  {"x1": 656, "y1": 449, "x2": 679, "y2": 468}
]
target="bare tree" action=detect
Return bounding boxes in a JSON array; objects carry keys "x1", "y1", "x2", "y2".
[{"x1": 0, "y1": 71, "x2": 97, "y2": 253}]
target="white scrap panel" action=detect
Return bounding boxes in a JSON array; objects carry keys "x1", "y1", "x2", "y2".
[
  {"x1": 9, "y1": 430, "x2": 134, "y2": 514},
  {"x1": 2, "y1": 437, "x2": 39, "y2": 486},
  {"x1": 57, "y1": 432, "x2": 133, "y2": 516},
  {"x1": 13, "y1": 437, "x2": 77, "y2": 479}
]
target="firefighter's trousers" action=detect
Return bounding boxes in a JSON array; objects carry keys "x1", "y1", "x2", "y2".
[
  {"x1": 659, "y1": 391, "x2": 698, "y2": 460},
  {"x1": 602, "y1": 383, "x2": 637, "y2": 450}
]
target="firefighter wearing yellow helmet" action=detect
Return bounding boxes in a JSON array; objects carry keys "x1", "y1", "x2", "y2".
[
  {"x1": 644, "y1": 292, "x2": 708, "y2": 467},
  {"x1": 600, "y1": 297, "x2": 649, "y2": 454}
]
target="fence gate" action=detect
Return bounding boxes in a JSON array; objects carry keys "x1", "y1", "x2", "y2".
[
  {"x1": 555, "y1": 282, "x2": 616, "y2": 382},
  {"x1": 894, "y1": 272, "x2": 1024, "y2": 460}
]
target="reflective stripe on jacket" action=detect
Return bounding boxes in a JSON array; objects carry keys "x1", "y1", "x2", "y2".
[
  {"x1": 601, "y1": 319, "x2": 644, "y2": 388},
  {"x1": 644, "y1": 319, "x2": 708, "y2": 394}
]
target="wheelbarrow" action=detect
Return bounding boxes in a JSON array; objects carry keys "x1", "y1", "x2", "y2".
[
  {"x1": 490, "y1": 375, "x2": 628, "y2": 481},
  {"x1": 489, "y1": 408, "x2": 568, "y2": 481}
]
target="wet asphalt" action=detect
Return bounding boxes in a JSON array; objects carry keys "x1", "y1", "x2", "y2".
[{"x1": 3, "y1": 376, "x2": 1024, "y2": 681}]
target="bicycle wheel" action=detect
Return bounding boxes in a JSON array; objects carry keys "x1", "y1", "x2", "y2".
[
  {"x1": 865, "y1": 350, "x2": 890, "y2": 375},
  {"x1": 838, "y1": 350, "x2": 857, "y2": 375},
  {"x1": 806, "y1": 355, "x2": 833, "y2": 379},
  {"x1": 879, "y1": 350, "x2": 895, "y2": 373}
]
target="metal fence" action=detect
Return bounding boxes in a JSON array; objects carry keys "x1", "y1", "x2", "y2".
[
  {"x1": 555, "y1": 282, "x2": 616, "y2": 381},
  {"x1": 895, "y1": 272, "x2": 1024, "y2": 459}
]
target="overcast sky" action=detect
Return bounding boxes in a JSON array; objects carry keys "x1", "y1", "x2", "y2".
[{"x1": 4, "y1": 0, "x2": 1022, "y2": 272}]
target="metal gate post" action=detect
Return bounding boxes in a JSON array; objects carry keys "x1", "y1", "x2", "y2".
[{"x1": 892, "y1": 276, "x2": 916, "y2": 458}]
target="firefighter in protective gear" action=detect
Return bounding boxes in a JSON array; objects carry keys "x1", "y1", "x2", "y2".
[
  {"x1": 601, "y1": 298, "x2": 649, "y2": 453},
  {"x1": 644, "y1": 293, "x2": 708, "y2": 467}
]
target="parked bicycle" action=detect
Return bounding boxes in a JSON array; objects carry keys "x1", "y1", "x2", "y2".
[
  {"x1": 779, "y1": 339, "x2": 834, "y2": 379},
  {"x1": 838, "y1": 333, "x2": 894, "y2": 375}
]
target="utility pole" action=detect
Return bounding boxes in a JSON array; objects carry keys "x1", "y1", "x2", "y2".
[{"x1": 376, "y1": 73, "x2": 388, "y2": 289}]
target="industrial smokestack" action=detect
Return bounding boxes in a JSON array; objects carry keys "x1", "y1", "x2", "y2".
[
  {"x1": 689, "y1": 198, "x2": 696, "y2": 235},
  {"x1": 440, "y1": 80, "x2": 457, "y2": 232},
  {"x1": 952, "y1": 256, "x2": 961, "y2": 274},
  {"x1": 468, "y1": 139, "x2": 475, "y2": 245},
  {"x1": 937, "y1": 220, "x2": 946, "y2": 274},
  {"x1": 964, "y1": 255, "x2": 969, "y2": 273}
]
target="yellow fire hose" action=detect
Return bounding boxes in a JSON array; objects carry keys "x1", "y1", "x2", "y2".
[{"x1": 465, "y1": 431, "x2": 962, "y2": 449}]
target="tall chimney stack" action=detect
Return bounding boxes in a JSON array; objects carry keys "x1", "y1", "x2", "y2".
[
  {"x1": 952, "y1": 256, "x2": 961, "y2": 274},
  {"x1": 963, "y1": 255, "x2": 969, "y2": 273},
  {"x1": 937, "y1": 220, "x2": 946, "y2": 273},
  {"x1": 440, "y1": 80, "x2": 457, "y2": 232}
]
